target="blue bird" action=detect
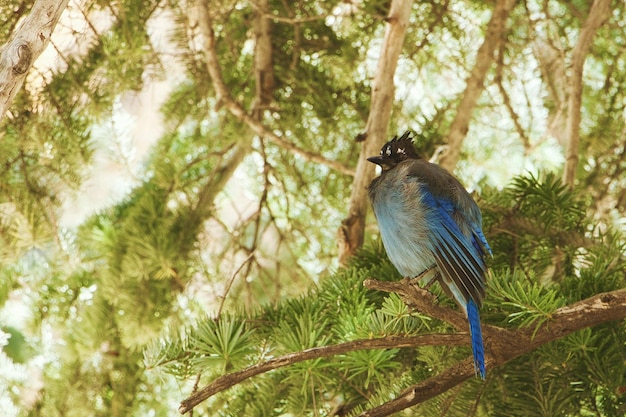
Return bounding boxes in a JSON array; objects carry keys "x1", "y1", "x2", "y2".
[{"x1": 367, "y1": 131, "x2": 491, "y2": 379}]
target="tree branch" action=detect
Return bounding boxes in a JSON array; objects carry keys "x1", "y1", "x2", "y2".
[
  {"x1": 0, "y1": 0, "x2": 71, "y2": 120},
  {"x1": 562, "y1": 0, "x2": 611, "y2": 188},
  {"x1": 338, "y1": 0, "x2": 414, "y2": 264},
  {"x1": 193, "y1": 0, "x2": 354, "y2": 176},
  {"x1": 250, "y1": 0, "x2": 274, "y2": 118},
  {"x1": 438, "y1": 0, "x2": 518, "y2": 172},
  {"x1": 359, "y1": 287, "x2": 626, "y2": 417},
  {"x1": 531, "y1": 28, "x2": 568, "y2": 148},
  {"x1": 178, "y1": 333, "x2": 469, "y2": 414},
  {"x1": 178, "y1": 280, "x2": 626, "y2": 416}
]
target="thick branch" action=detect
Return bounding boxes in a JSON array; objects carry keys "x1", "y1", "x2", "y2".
[
  {"x1": 360, "y1": 287, "x2": 626, "y2": 417},
  {"x1": 0, "y1": 0, "x2": 70, "y2": 120},
  {"x1": 562, "y1": 0, "x2": 611, "y2": 188},
  {"x1": 338, "y1": 0, "x2": 414, "y2": 264},
  {"x1": 178, "y1": 282, "x2": 626, "y2": 415},
  {"x1": 438, "y1": 0, "x2": 517, "y2": 172},
  {"x1": 178, "y1": 333, "x2": 468, "y2": 414},
  {"x1": 194, "y1": 0, "x2": 354, "y2": 176}
]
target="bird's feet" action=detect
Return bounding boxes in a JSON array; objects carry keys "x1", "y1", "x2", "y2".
[{"x1": 408, "y1": 264, "x2": 438, "y2": 288}]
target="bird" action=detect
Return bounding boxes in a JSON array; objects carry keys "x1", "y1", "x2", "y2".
[{"x1": 367, "y1": 131, "x2": 491, "y2": 379}]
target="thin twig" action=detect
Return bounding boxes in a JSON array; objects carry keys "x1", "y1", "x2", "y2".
[{"x1": 216, "y1": 251, "x2": 256, "y2": 320}]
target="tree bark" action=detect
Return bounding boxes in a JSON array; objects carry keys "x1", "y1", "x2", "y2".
[
  {"x1": 338, "y1": 0, "x2": 413, "y2": 265},
  {"x1": 251, "y1": 0, "x2": 274, "y2": 119},
  {"x1": 562, "y1": 0, "x2": 611, "y2": 188},
  {"x1": 0, "y1": 0, "x2": 70, "y2": 120},
  {"x1": 438, "y1": 0, "x2": 518, "y2": 172}
]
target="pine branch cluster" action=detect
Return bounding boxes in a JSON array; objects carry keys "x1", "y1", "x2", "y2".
[{"x1": 147, "y1": 172, "x2": 626, "y2": 416}]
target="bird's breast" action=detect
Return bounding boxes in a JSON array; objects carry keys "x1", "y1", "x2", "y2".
[{"x1": 369, "y1": 174, "x2": 436, "y2": 278}]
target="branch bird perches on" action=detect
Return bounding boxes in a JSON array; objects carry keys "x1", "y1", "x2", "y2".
[{"x1": 178, "y1": 280, "x2": 626, "y2": 416}]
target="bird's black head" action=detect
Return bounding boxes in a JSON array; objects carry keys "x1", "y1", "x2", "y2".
[{"x1": 367, "y1": 131, "x2": 420, "y2": 171}]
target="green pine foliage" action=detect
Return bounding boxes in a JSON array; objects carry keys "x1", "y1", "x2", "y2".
[
  {"x1": 188, "y1": 316, "x2": 255, "y2": 374},
  {"x1": 146, "y1": 171, "x2": 626, "y2": 416},
  {"x1": 2, "y1": 0, "x2": 626, "y2": 416}
]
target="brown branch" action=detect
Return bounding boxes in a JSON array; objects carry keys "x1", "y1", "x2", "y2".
[
  {"x1": 262, "y1": 13, "x2": 330, "y2": 24},
  {"x1": 193, "y1": 0, "x2": 354, "y2": 177},
  {"x1": 178, "y1": 333, "x2": 469, "y2": 414},
  {"x1": 438, "y1": 0, "x2": 518, "y2": 172},
  {"x1": 178, "y1": 279, "x2": 626, "y2": 416},
  {"x1": 359, "y1": 288, "x2": 626, "y2": 417},
  {"x1": 562, "y1": 0, "x2": 611, "y2": 188},
  {"x1": 186, "y1": 0, "x2": 276, "y2": 228},
  {"x1": 338, "y1": 0, "x2": 414, "y2": 264},
  {"x1": 215, "y1": 251, "x2": 256, "y2": 320},
  {"x1": 0, "y1": 0, "x2": 71, "y2": 120}
]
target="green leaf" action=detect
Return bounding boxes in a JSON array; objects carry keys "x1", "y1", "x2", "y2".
[
  {"x1": 188, "y1": 317, "x2": 255, "y2": 373},
  {"x1": 340, "y1": 349, "x2": 400, "y2": 389},
  {"x1": 489, "y1": 269, "x2": 567, "y2": 332}
]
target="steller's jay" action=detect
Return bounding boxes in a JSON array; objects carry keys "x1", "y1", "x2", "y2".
[{"x1": 367, "y1": 131, "x2": 491, "y2": 379}]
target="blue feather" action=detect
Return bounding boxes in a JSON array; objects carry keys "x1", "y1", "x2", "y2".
[{"x1": 467, "y1": 299, "x2": 486, "y2": 379}]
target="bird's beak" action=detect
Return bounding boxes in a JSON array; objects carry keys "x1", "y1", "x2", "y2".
[{"x1": 367, "y1": 156, "x2": 384, "y2": 166}]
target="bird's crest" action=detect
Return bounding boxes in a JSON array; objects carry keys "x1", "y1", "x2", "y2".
[
  {"x1": 380, "y1": 131, "x2": 419, "y2": 159},
  {"x1": 367, "y1": 131, "x2": 420, "y2": 169}
]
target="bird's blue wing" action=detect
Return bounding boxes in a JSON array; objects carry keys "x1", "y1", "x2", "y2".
[
  {"x1": 420, "y1": 189, "x2": 487, "y2": 306},
  {"x1": 422, "y1": 188, "x2": 488, "y2": 380}
]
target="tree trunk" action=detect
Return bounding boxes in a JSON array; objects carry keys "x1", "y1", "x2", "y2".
[
  {"x1": 438, "y1": 0, "x2": 518, "y2": 172},
  {"x1": 0, "y1": 0, "x2": 70, "y2": 120},
  {"x1": 337, "y1": 0, "x2": 414, "y2": 265},
  {"x1": 562, "y1": 0, "x2": 611, "y2": 188},
  {"x1": 533, "y1": 36, "x2": 568, "y2": 148},
  {"x1": 192, "y1": 0, "x2": 275, "y2": 219}
]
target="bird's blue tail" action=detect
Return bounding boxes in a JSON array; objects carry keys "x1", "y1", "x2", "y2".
[{"x1": 467, "y1": 299, "x2": 486, "y2": 379}]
